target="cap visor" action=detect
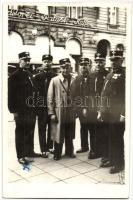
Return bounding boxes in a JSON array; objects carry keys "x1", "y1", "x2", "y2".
[
  {"x1": 95, "y1": 58, "x2": 105, "y2": 61},
  {"x1": 110, "y1": 56, "x2": 123, "y2": 60}
]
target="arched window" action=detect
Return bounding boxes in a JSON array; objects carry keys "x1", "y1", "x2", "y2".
[
  {"x1": 66, "y1": 39, "x2": 81, "y2": 55},
  {"x1": 116, "y1": 44, "x2": 124, "y2": 51},
  {"x1": 97, "y1": 39, "x2": 111, "y2": 68},
  {"x1": 8, "y1": 31, "x2": 23, "y2": 62},
  {"x1": 97, "y1": 39, "x2": 110, "y2": 57},
  {"x1": 66, "y1": 38, "x2": 82, "y2": 71},
  {"x1": 116, "y1": 44, "x2": 125, "y2": 67},
  {"x1": 35, "y1": 35, "x2": 67, "y2": 64}
]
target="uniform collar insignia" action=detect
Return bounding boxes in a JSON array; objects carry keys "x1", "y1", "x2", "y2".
[{"x1": 112, "y1": 74, "x2": 121, "y2": 79}]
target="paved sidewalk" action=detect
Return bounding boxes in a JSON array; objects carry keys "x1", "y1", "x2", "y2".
[{"x1": 7, "y1": 115, "x2": 125, "y2": 185}]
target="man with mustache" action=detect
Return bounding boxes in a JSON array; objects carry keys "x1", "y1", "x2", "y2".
[
  {"x1": 71, "y1": 55, "x2": 108, "y2": 159},
  {"x1": 98, "y1": 50, "x2": 125, "y2": 173},
  {"x1": 88, "y1": 52, "x2": 108, "y2": 160},
  {"x1": 8, "y1": 52, "x2": 37, "y2": 165},
  {"x1": 71, "y1": 57, "x2": 92, "y2": 154}
]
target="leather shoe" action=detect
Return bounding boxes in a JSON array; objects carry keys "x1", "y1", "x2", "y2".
[
  {"x1": 42, "y1": 152, "x2": 48, "y2": 158},
  {"x1": 25, "y1": 157, "x2": 34, "y2": 162},
  {"x1": 110, "y1": 166, "x2": 123, "y2": 174},
  {"x1": 76, "y1": 149, "x2": 88, "y2": 153},
  {"x1": 29, "y1": 152, "x2": 42, "y2": 157},
  {"x1": 100, "y1": 160, "x2": 111, "y2": 168},
  {"x1": 88, "y1": 151, "x2": 97, "y2": 159},
  {"x1": 101, "y1": 157, "x2": 109, "y2": 164},
  {"x1": 54, "y1": 155, "x2": 61, "y2": 161},
  {"x1": 65, "y1": 153, "x2": 76, "y2": 158},
  {"x1": 18, "y1": 158, "x2": 29, "y2": 165},
  {"x1": 70, "y1": 153, "x2": 76, "y2": 158}
]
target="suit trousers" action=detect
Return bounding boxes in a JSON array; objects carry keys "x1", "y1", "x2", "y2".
[
  {"x1": 79, "y1": 111, "x2": 100, "y2": 154},
  {"x1": 15, "y1": 112, "x2": 36, "y2": 159},
  {"x1": 54, "y1": 122, "x2": 74, "y2": 157},
  {"x1": 79, "y1": 118, "x2": 89, "y2": 150},
  {"x1": 88, "y1": 123, "x2": 96, "y2": 153},
  {"x1": 37, "y1": 111, "x2": 53, "y2": 153},
  {"x1": 108, "y1": 122, "x2": 125, "y2": 168},
  {"x1": 79, "y1": 118, "x2": 97, "y2": 153},
  {"x1": 94, "y1": 122, "x2": 109, "y2": 158},
  {"x1": 79, "y1": 121, "x2": 105, "y2": 157}
]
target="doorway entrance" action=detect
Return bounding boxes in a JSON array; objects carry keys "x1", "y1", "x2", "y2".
[{"x1": 66, "y1": 38, "x2": 82, "y2": 72}]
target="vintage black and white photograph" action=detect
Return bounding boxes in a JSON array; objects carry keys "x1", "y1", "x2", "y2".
[{"x1": 2, "y1": 1, "x2": 132, "y2": 198}]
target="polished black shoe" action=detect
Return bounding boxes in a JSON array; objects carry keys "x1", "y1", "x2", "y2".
[
  {"x1": 25, "y1": 157, "x2": 34, "y2": 162},
  {"x1": 65, "y1": 153, "x2": 76, "y2": 158},
  {"x1": 101, "y1": 157, "x2": 109, "y2": 164},
  {"x1": 18, "y1": 158, "x2": 29, "y2": 165},
  {"x1": 76, "y1": 148, "x2": 89, "y2": 153},
  {"x1": 110, "y1": 166, "x2": 123, "y2": 174},
  {"x1": 42, "y1": 152, "x2": 48, "y2": 158},
  {"x1": 29, "y1": 152, "x2": 42, "y2": 157},
  {"x1": 54, "y1": 155, "x2": 61, "y2": 161},
  {"x1": 70, "y1": 153, "x2": 76, "y2": 158},
  {"x1": 100, "y1": 160, "x2": 111, "y2": 168},
  {"x1": 88, "y1": 151, "x2": 97, "y2": 159}
]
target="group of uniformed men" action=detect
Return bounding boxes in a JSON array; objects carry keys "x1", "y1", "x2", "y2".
[{"x1": 8, "y1": 49, "x2": 125, "y2": 174}]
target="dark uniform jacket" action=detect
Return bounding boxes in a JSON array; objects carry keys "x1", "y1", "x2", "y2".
[
  {"x1": 100, "y1": 68, "x2": 125, "y2": 123},
  {"x1": 8, "y1": 68, "x2": 36, "y2": 114},
  {"x1": 89, "y1": 70, "x2": 108, "y2": 96},
  {"x1": 33, "y1": 70, "x2": 56, "y2": 114},
  {"x1": 71, "y1": 69, "x2": 108, "y2": 122}
]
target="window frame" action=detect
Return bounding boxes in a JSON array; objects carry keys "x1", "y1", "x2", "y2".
[
  {"x1": 67, "y1": 6, "x2": 83, "y2": 19},
  {"x1": 108, "y1": 7, "x2": 119, "y2": 25}
]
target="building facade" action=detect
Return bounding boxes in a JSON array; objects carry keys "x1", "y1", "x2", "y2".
[{"x1": 8, "y1": 5, "x2": 127, "y2": 71}]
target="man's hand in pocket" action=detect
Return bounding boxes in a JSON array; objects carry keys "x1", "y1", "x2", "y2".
[{"x1": 50, "y1": 114, "x2": 58, "y2": 123}]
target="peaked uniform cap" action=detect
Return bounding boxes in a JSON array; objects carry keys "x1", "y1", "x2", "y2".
[
  {"x1": 94, "y1": 53, "x2": 106, "y2": 61},
  {"x1": 18, "y1": 52, "x2": 31, "y2": 59},
  {"x1": 59, "y1": 58, "x2": 70, "y2": 65},
  {"x1": 42, "y1": 54, "x2": 53, "y2": 61},
  {"x1": 110, "y1": 50, "x2": 124, "y2": 60},
  {"x1": 79, "y1": 57, "x2": 90, "y2": 64}
]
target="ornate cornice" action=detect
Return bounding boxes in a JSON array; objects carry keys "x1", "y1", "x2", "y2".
[
  {"x1": 8, "y1": 9, "x2": 96, "y2": 29},
  {"x1": 8, "y1": 11, "x2": 126, "y2": 36}
]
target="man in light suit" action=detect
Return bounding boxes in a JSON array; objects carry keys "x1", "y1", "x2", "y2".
[{"x1": 47, "y1": 58, "x2": 76, "y2": 160}]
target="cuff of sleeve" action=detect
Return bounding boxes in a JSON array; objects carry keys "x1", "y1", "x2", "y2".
[
  {"x1": 48, "y1": 110, "x2": 55, "y2": 116},
  {"x1": 120, "y1": 115, "x2": 125, "y2": 118}
]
